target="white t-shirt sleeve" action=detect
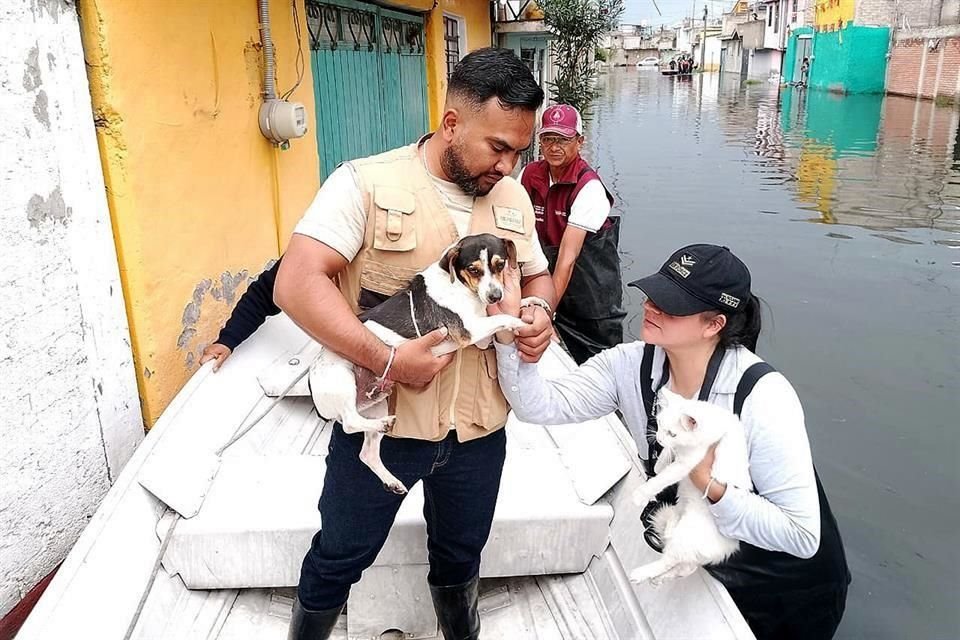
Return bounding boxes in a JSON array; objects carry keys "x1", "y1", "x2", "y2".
[
  {"x1": 567, "y1": 179, "x2": 611, "y2": 233},
  {"x1": 522, "y1": 225, "x2": 550, "y2": 277},
  {"x1": 293, "y1": 164, "x2": 367, "y2": 261}
]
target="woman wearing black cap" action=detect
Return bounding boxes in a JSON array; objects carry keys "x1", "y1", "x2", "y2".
[{"x1": 492, "y1": 244, "x2": 851, "y2": 640}]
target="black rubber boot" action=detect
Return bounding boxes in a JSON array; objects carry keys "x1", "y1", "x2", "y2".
[
  {"x1": 429, "y1": 575, "x2": 481, "y2": 640},
  {"x1": 287, "y1": 597, "x2": 342, "y2": 640}
]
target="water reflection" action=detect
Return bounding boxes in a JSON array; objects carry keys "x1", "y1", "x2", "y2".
[
  {"x1": 585, "y1": 69, "x2": 960, "y2": 640},
  {"x1": 782, "y1": 88, "x2": 960, "y2": 234},
  {"x1": 593, "y1": 70, "x2": 960, "y2": 239}
]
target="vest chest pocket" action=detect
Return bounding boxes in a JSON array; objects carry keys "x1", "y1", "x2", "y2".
[
  {"x1": 473, "y1": 348, "x2": 509, "y2": 429},
  {"x1": 373, "y1": 187, "x2": 417, "y2": 252}
]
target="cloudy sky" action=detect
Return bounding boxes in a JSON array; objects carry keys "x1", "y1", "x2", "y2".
[{"x1": 621, "y1": 0, "x2": 739, "y2": 27}]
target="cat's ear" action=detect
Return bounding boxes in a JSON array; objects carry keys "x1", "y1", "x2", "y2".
[{"x1": 680, "y1": 414, "x2": 699, "y2": 431}]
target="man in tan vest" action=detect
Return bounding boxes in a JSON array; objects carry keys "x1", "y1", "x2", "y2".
[{"x1": 275, "y1": 48, "x2": 556, "y2": 640}]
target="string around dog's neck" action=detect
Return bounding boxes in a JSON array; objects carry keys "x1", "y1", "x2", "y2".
[{"x1": 408, "y1": 290, "x2": 423, "y2": 338}]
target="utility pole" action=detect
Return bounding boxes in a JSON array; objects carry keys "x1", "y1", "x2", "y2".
[
  {"x1": 700, "y1": 4, "x2": 707, "y2": 71},
  {"x1": 689, "y1": 0, "x2": 697, "y2": 54}
]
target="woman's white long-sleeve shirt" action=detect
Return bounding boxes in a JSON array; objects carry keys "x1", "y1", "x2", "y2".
[{"x1": 495, "y1": 340, "x2": 822, "y2": 559}]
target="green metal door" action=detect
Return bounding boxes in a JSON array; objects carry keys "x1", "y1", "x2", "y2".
[{"x1": 306, "y1": 0, "x2": 428, "y2": 180}]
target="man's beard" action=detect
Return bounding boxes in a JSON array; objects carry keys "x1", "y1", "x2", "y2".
[{"x1": 440, "y1": 142, "x2": 495, "y2": 196}]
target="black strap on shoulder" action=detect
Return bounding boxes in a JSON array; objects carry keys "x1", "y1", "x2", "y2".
[
  {"x1": 734, "y1": 362, "x2": 776, "y2": 417},
  {"x1": 639, "y1": 344, "x2": 658, "y2": 476},
  {"x1": 639, "y1": 343, "x2": 656, "y2": 417},
  {"x1": 640, "y1": 343, "x2": 723, "y2": 476}
]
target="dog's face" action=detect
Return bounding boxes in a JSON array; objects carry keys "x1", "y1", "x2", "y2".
[{"x1": 439, "y1": 234, "x2": 518, "y2": 305}]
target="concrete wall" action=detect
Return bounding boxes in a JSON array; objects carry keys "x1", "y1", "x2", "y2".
[
  {"x1": 0, "y1": 0, "x2": 143, "y2": 619},
  {"x1": 425, "y1": 0, "x2": 492, "y2": 127},
  {"x1": 749, "y1": 48, "x2": 782, "y2": 79},
  {"x1": 78, "y1": 0, "x2": 323, "y2": 426},
  {"x1": 721, "y1": 37, "x2": 745, "y2": 75},
  {"x1": 856, "y1": 0, "x2": 943, "y2": 28},
  {"x1": 694, "y1": 34, "x2": 723, "y2": 71},
  {"x1": 943, "y1": 0, "x2": 960, "y2": 24},
  {"x1": 887, "y1": 26, "x2": 960, "y2": 100}
]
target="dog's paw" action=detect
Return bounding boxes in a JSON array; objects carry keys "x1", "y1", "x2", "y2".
[
  {"x1": 383, "y1": 480, "x2": 408, "y2": 495},
  {"x1": 379, "y1": 415, "x2": 397, "y2": 434},
  {"x1": 503, "y1": 316, "x2": 527, "y2": 331},
  {"x1": 632, "y1": 487, "x2": 655, "y2": 507}
]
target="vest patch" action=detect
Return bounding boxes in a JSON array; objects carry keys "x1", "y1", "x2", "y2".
[{"x1": 493, "y1": 206, "x2": 525, "y2": 234}]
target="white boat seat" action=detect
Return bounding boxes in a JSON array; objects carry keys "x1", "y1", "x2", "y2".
[{"x1": 161, "y1": 433, "x2": 614, "y2": 590}]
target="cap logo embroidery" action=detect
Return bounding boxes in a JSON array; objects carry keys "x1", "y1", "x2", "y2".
[
  {"x1": 668, "y1": 261, "x2": 691, "y2": 278},
  {"x1": 680, "y1": 254, "x2": 696, "y2": 267},
  {"x1": 550, "y1": 109, "x2": 564, "y2": 123},
  {"x1": 719, "y1": 293, "x2": 741, "y2": 308}
]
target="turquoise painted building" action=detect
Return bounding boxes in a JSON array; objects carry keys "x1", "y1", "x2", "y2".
[{"x1": 784, "y1": 23, "x2": 890, "y2": 94}]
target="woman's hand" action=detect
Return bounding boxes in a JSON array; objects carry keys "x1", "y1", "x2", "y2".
[
  {"x1": 200, "y1": 343, "x2": 232, "y2": 372},
  {"x1": 689, "y1": 444, "x2": 727, "y2": 504}
]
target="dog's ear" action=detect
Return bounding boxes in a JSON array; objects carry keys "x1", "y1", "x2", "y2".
[
  {"x1": 503, "y1": 239, "x2": 518, "y2": 269},
  {"x1": 439, "y1": 245, "x2": 460, "y2": 283}
]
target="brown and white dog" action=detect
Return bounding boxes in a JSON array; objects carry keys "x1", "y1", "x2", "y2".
[{"x1": 308, "y1": 234, "x2": 527, "y2": 494}]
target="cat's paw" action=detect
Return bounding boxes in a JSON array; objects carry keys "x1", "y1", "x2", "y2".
[
  {"x1": 632, "y1": 486, "x2": 656, "y2": 507},
  {"x1": 628, "y1": 565, "x2": 658, "y2": 585}
]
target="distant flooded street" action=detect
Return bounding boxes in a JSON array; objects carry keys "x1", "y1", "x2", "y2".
[{"x1": 586, "y1": 68, "x2": 960, "y2": 639}]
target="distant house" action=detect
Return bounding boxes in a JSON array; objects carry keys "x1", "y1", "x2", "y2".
[
  {"x1": 608, "y1": 24, "x2": 660, "y2": 66},
  {"x1": 723, "y1": 0, "x2": 808, "y2": 80},
  {"x1": 694, "y1": 24, "x2": 725, "y2": 71}
]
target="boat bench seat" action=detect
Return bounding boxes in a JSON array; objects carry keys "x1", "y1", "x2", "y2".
[{"x1": 162, "y1": 439, "x2": 614, "y2": 591}]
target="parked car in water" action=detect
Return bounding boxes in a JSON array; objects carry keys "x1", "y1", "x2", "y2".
[{"x1": 637, "y1": 56, "x2": 660, "y2": 67}]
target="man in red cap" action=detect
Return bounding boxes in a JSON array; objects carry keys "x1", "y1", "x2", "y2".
[{"x1": 518, "y1": 104, "x2": 625, "y2": 364}]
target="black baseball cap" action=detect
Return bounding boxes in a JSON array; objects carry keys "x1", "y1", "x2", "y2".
[{"x1": 627, "y1": 244, "x2": 751, "y2": 316}]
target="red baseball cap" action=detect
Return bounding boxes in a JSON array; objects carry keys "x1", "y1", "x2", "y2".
[{"x1": 540, "y1": 104, "x2": 583, "y2": 138}]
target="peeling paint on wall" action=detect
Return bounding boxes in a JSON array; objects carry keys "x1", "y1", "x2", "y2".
[
  {"x1": 176, "y1": 269, "x2": 256, "y2": 368},
  {"x1": 33, "y1": 90, "x2": 50, "y2": 129},
  {"x1": 26, "y1": 187, "x2": 71, "y2": 228},
  {"x1": 23, "y1": 45, "x2": 42, "y2": 90},
  {"x1": 243, "y1": 39, "x2": 264, "y2": 109}
]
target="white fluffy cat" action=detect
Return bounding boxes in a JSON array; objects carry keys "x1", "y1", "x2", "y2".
[{"x1": 629, "y1": 387, "x2": 753, "y2": 585}]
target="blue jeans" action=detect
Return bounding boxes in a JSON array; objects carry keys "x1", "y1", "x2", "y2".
[{"x1": 297, "y1": 424, "x2": 507, "y2": 610}]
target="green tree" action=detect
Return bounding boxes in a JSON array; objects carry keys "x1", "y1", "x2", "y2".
[{"x1": 539, "y1": 0, "x2": 624, "y2": 119}]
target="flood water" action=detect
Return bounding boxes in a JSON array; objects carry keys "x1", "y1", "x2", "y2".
[{"x1": 585, "y1": 69, "x2": 960, "y2": 639}]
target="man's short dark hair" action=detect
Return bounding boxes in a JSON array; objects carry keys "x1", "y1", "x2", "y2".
[{"x1": 448, "y1": 47, "x2": 545, "y2": 112}]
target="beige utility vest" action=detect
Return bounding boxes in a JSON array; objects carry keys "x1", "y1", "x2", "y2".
[{"x1": 339, "y1": 142, "x2": 538, "y2": 442}]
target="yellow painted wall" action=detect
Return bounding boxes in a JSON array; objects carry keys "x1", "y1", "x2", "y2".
[
  {"x1": 424, "y1": 0, "x2": 492, "y2": 127},
  {"x1": 814, "y1": 0, "x2": 855, "y2": 29},
  {"x1": 79, "y1": 0, "x2": 321, "y2": 425}
]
